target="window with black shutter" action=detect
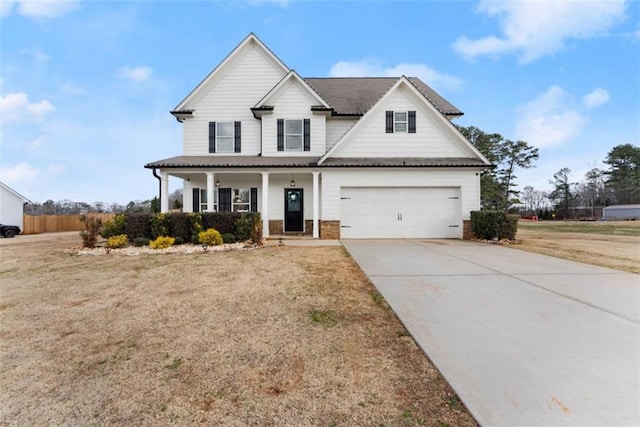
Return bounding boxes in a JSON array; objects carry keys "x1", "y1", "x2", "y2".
[
  {"x1": 277, "y1": 119, "x2": 284, "y2": 151},
  {"x1": 385, "y1": 111, "x2": 394, "y2": 133},
  {"x1": 208, "y1": 122, "x2": 216, "y2": 153},
  {"x1": 408, "y1": 110, "x2": 416, "y2": 133},
  {"x1": 192, "y1": 188, "x2": 200, "y2": 212},
  {"x1": 234, "y1": 121, "x2": 241, "y2": 153},
  {"x1": 303, "y1": 119, "x2": 310, "y2": 151},
  {"x1": 218, "y1": 188, "x2": 232, "y2": 212},
  {"x1": 250, "y1": 188, "x2": 258, "y2": 212}
]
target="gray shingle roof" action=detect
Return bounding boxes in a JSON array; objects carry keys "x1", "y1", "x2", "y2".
[
  {"x1": 304, "y1": 77, "x2": 462, "y2": 116},
  {"x1": 145, "y1": 156, "x2": 486, "y2": 169}
]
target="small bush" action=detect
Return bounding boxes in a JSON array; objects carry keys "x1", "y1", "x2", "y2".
[
  {"x1": 234, "y1": 214, "x2": 253, "y2": 241},
  {"x1": 202, "y1": 212, "x2": 241, "y2": 235},
  {"x1": 133, "y1": 237, "x2": 150, "y2": 247},
  {"x1": 470, "y1": 210, "x2": 519, "y2": 240},
  {"x1": 170, "y1": 213, "x2": 192, "y2": 243},
  {"x1": 150, "y1": 213, "x2": 171, "y2": 239},
  {"x1": 100, "y1": 214, "x2": 126, "y2": 238},
  {"x1": 150, "y1": 236, "x2": 175, "y2": 249},
  {"x1": 198, "y1": 228, "x2": 223, "y2": 246},
  {"x1": 79, "y1": 215, "x2": 102, "y2": 248},
  {"x1": 106, "y1": 234, "x2": 128, "y2": 249},
  {"x1": 222, "y1": 233, "x2": 236, "y2": 244},
  {"x1": 174, "y1": 236, "x2": 185, "y2": 245},
  {"x1": 124, "y1": 213, "x2": 152, "y2": 240}
]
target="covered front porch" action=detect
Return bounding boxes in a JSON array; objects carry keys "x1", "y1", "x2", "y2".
[{"x1": 157, "y1": 169, "x2": 322, "y2": 239}]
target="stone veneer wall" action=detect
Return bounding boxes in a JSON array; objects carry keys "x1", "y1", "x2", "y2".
[
  {"x1": 320, "y1": 220, "x2": 340, "y2": 240},
  {"x1": 269, "y1": 220, "x2": 313, "y2": 236},
  {"x1": 462, "y1": 220, "x2": 477, "y2": 240}
]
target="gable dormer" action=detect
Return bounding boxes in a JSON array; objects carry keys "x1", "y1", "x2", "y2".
[
  {"x1": 175, "y1": 33, "x2": 290, "y2": 156},
  {"x1": 254, "y1": 71, "x2": 332, "y2": 156}
]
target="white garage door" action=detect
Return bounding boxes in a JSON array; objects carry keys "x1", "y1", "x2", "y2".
[{"x1": 340, "y1": 187, "x2": 462, "y2": 239}]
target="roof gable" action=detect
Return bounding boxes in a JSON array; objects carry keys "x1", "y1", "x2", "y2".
[
  {"x1": 304, "y1": 77, "x2": 462, "y2": 116},
  {"x1": 254, "y1": 70, "x2": 331, "y2": 110},
  {"x1": 0, "y1": 182, "x2": 30, "y2": 203},
  {"x1": 173, "y1": 33, "x2": 290, "y2": 113},
  {"x1": 319, "y1": 76, "x2": 490, "y2": 165}
]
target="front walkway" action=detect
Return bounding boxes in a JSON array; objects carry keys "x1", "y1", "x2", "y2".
[{"x1": 342, "y1": 239, "x2": 640, "y2": 426}]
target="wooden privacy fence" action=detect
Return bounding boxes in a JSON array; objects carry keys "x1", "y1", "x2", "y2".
[{"x1": 22, "y1": 214, "x2": 115, "y2": 235}]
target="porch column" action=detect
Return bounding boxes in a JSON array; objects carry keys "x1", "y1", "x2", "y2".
[
  {"x1": 206, "y1": 172, "x2": 215, "y2": 212},
  {"x1": 160, "y1": 172, "x2": 169, "y2": 212},
  {"x1": 312, "y1": 171, "x2": 319, "y2": 239},
  {"x1": 261, "y1": 172, "x2": 269, "y2": 238}
]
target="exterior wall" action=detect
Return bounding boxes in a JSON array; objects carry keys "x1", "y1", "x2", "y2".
[
  {"x1": 325, "y1": 117, "x2": 356, "y2": 151},
  {"x1": 0, "y1": 187, "x2": 26, "y2": 231},
  {"x1": 320, "y1": 220, "x2": 340, "y2": 239},
  {"x1": 182, "y1": 44, "x2": 286, "y2": 156},
  {"x1": 320, "y1": 168, "x2": 481, "y2": 221},
  {"x1": 261, "y1": 80, "x2": 327, "y2": 156},
  {"x1": 331, "y1": 86, "x2": 473, "y2": 158},
  {"x1": 603, "y1": 205, "x2": 640, "y2": 220}
]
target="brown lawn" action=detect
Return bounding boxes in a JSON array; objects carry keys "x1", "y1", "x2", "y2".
[
  {"x1": 515, "y1": 221, "x2": 640, "y2": 274},
  {"x1": 0, "y1": 233, "x2": 475, "y2": 426}
]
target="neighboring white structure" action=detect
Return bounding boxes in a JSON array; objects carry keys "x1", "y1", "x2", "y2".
[
  {"x1": 603, "y1": 205, "x2": 640, "y2": 221},
  {"x1": 0, "y1": 182, "x2": 30, "y2": 232},
  {"x1": 146, "y1": 33, "x2": 491, "y2": 239}
]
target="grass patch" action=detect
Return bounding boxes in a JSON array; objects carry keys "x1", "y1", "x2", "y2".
[
  {"x1": 518, "y1": 220, "x2": 640, "y2": 236},
  {"x1": 309, "y1": 309, "x2": 338, "y2": 326}
]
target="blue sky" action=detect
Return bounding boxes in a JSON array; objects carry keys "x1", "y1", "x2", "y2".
[{"x1": 1, "y1": 0, "x2": 638, "y2": 204}]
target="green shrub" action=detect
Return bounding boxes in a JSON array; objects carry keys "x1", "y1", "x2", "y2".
[
  {"x1": 198, "y1": 228, "x2": 223, "y2": 246},
  {"x1": 202, "y1": 212, "x2": 241, "y2": 235},
  {"x1": 79, "y1": 215, "x2": 102, "y2": 248},
  {"x1": 106, "y1": 234, "x2": 129, "y2": 249},
  {"x1": 169, "y1": 213, "x2": 192, "y2": 243},
  {"x1": 124, "y1": 213, "x2": 152, "y2": 240},
  {"x1": 133, "y1": 237, "x2": 150, "y2": 247},
  {"x1": 149, "y1": 236, "x2": 175, "y2": 249},
  {"x1": 234, "y1": 214, "x2": 253, "y2": 241},
  {"x1": 189, "y1": 213, "x2": 204, "y2": 244},
  {"x1": 100, "y1": 214, "x2": 126, "y2": 238},
  {"x1": 222, "y1": 233, "x2": 236, "y2": 244},
  {"x1": 470, "y1": 210, "x2": 519, "y2": 240},
  {"x1": 150, "y1": 213, "x2": 171, "y2": 239},
  {"x1": 174, "y1": 236, "x2": 185, "y2": 245}
]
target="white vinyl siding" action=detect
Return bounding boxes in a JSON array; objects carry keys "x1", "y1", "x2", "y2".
[
  {"x1": 261, "y1": 79, "x2": 326, "y2": 156},
  {"x1": 182, "y1": 44, "x2": 286, "y2": 156},
  {"x1": 330, "y1": 87, "x2": 474, "y2": 158},
  {"x1": 325, "y1": 118, "x2": 357, "y2": 151}
]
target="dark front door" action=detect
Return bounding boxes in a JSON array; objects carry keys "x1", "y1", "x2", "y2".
[{"x1": 284, "y1": 188, "x2": 304, "y2": 232}]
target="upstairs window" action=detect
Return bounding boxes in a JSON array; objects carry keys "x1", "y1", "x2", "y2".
[
  {"x1": 277, "y1": 119, "x2": 311, "y2": 152},
  {"x1": 209, "y1": 121, "x2": 241, "y2": 153},
  {"x1": 386, "y1": 111, "x2": 416, "y2": 134}
]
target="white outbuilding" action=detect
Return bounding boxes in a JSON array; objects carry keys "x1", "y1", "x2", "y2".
[
  {"x1": 0, "y1": 182, "x2": 30, "y2": 232},
  {"x1": 602, "y1": 204, "x2": 640, "y2": 221}
]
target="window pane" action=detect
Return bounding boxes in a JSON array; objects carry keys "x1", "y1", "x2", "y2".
[
  {"x1": 285, "y1": 120, "x2": 302, "y2": 134},
  {"x1": 394, "y1": 112, "x2": 407, "y2": 121},
  {"x1": 233, "y1": 204, "x2": 250, "y2": 212},
  {"x1": 286, "y1": 135, "x2": 302, "y2": 150},
  {"x1": 217, "y1": 122, "x2": 234, "y2": 137},
  {"x1": 217, "y1": 136, "x2": 234, "y2": 153},
  {"x1": 233, "y1": 188, "x2": 249, "y2": 203},
  {"x1": 395, "y1": 123, "x2": 407, "y2": 132}
]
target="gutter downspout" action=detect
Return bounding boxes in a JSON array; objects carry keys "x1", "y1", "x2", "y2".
[{"x1": 152, "y1": 168, "x2": 161, "y2": 212}]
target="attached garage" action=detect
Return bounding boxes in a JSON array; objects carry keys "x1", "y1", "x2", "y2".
[{"x1": 340, "y1": 187, "x2": 462, "y2": 238}]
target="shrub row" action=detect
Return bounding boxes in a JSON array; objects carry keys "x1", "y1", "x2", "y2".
[
  {"x1": 100, "y1": 212, "x2": 262, "y2": 244},
  {"x1": 470, "y1": 210, "x2": 519, "y2": 240}
]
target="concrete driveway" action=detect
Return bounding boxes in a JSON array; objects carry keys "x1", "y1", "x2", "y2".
[{"x1": 342, "y1": 239, "x2": 640, "y2": 426}]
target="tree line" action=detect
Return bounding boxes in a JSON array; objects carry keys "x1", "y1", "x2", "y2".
[
  {"x1": 458, "y1": 126, "x2": 639, "y2": 218},
  {"x1": 24, "y1": 190, "x2": 183, "y2": 215}
]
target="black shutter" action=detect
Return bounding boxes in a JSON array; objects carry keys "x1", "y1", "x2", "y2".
[
  {"x1": 385, "y1": 111, "x2": 394, "y2": 133},
  {"x1": 218, "y1": 188, "x2": 231, "y2": 212},
  {"x1": 303, "y1": 119, "x2": 310, "y2": 151},
  {"x1": 234, "y1": 121, "x2": 241, "y2": 153},
  {"x1": 277, "y1": 119, "x2": 284, "y2": 151},
  {"x1": 408, "y1": 111, "x2": 416, "y2": 133},
  {"x1": 208, "y1": 122, "x2": 216, "y2": 153},
  {"x1": 250, "y1": 188, "x2": 258, "y2": 212},
  {"x1": 192, "y1": 188, "x2": 200, "y2": 213}
]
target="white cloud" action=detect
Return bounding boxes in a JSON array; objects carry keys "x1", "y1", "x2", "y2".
[
  {"x1": 0, "y1": 92, "x2": 55, "y2": 123},
  {"x1": 1, "y1": 0, "x2": 79, "y2": 18},
  {"x1": 59, "y1": 81, "x2": 85, "y2": 96},
  {"x1": 116, "y1": 66, "x2": 153, "y2": 82},
  {"x1": 28, "y1": 136, "x2": 45, "y2": 150},
  {"x1": 582, "y1": 88, "x2": 610, "y2": 108},
  {"x1": 0, "y1": 162, "x2": 41, "y2": 189},
  {"x1": 454, "y1": 0, "x2": 627, "y2": 63},
  {"x1": 328, "y1": 58, "x2": 463, "y2": 92},
  {"x1": 515, "y1": 85, "x2": 588, "y2": 147}
]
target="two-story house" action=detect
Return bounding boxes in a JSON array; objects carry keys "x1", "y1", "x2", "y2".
[{"x1": 145, "y1": 33, "x2": 491, "y2": 239}]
